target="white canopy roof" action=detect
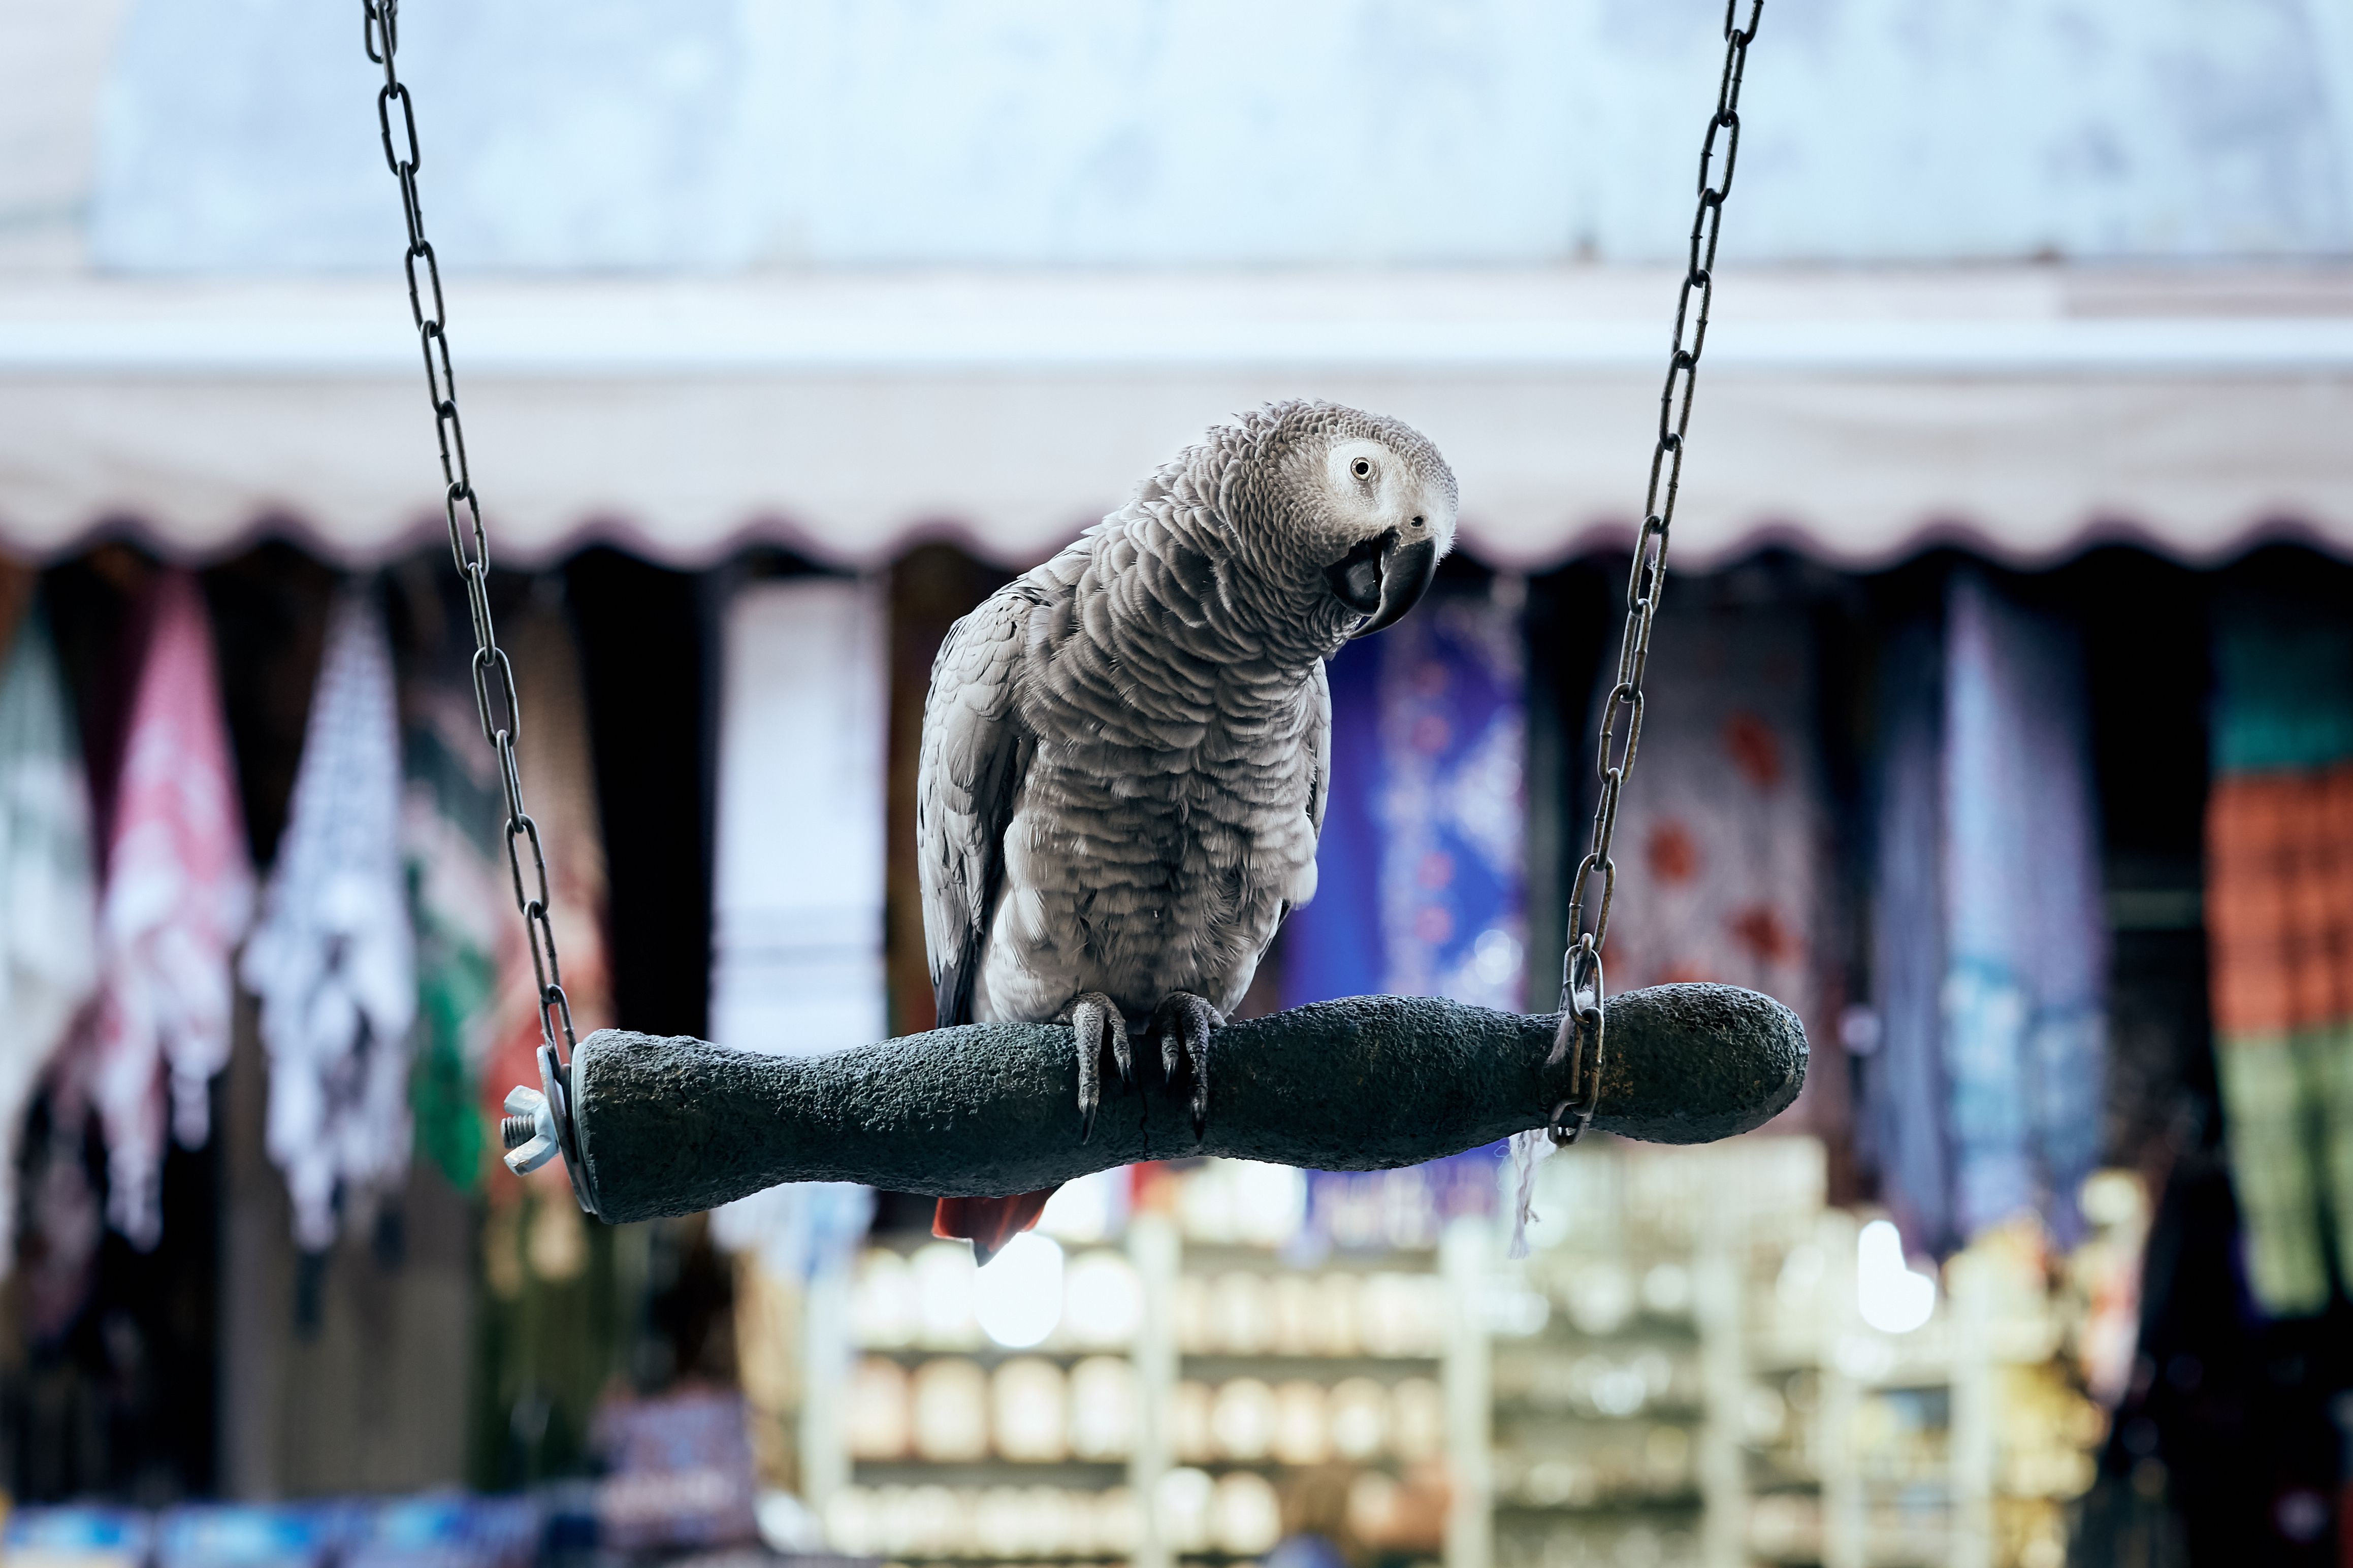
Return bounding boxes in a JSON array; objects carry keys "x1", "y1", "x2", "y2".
[{"x1": 3, "y1": 264, "x2": 2348, "y2": 573}]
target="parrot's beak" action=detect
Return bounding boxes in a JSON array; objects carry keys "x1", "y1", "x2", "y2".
[{"x1": 1333, "y1": 530, "x2": 1439, "y2": 638}]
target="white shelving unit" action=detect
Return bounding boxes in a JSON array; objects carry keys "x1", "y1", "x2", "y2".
[
  {"x1": 1486, "y1": 1141, "x2": 1777, "y2": 1568},
  {"x1": 806, "y1": 1202, "x2": 1155, "y2": 1568},
  {"x1": 1745, "y1": 1208, "x2": 2092, "y2": 1568},
  {"x1": 799, "y1": 1163, "x2": 1484, "y2": 1568},
  {"x1": 1443, "y1": 1216, "x2": 1496, "y2": 1568},
  {"x1": 784, "y1": 1146, "x2": 2102, "y2": 1568},
  {"x1": 1157, "y1": 1174, "x2": 1460, "y2": 1568},
  {"x1": 1129, "y1": 1214, "x2": 1179, "y2": 1568}
]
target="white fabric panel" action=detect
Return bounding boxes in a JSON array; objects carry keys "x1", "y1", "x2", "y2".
[
  {"x1": 706, "y1": 572, "x2": 886, "y2": 1278},
  {"x1": 708, "y1": 574, "x2": 888, "y2": 1059},
  {"x1": 0, "y1": 270, "x2": 2349, "y2": 571},
  {"x1": 241, "y1": 585, "x2": 415, "y2": 1252}
]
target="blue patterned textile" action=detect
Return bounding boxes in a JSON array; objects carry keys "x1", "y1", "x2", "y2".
[
  {"x1": 1866, "y1": 621, "x2": 1955, "y2": 1253},
  {"x1": 1283, "y1": 579, "x2": 1527, "y2": 1243},
  {"x1": 1868, "y1": 571, "x2": 2107, "y2": 1256}
]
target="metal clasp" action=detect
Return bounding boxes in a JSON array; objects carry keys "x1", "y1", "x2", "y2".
[{"x1": 1547, "y1": 939, "x2": 1605, "y2": 1146}]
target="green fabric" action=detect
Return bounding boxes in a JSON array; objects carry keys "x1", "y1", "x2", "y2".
[
  {"x1": 2211, "y1": 609, "x2": 2353, "y2": 774},
  {"x1": 2208, "y1": 593, "x2": 2353, "y2": 1316},
  {"x1": 410, "y1": 880, "x2": 498, "y2": 1187},
  {"x1": 2216, "y1": 1024, "x2": 2353, "y2": 1317},
  {"x1": 402, "y1": 711, "x2": 507, "y2": 1190}
]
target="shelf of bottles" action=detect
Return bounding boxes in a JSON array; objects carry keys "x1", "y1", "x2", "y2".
[
  {"x1": 1484, "y1": 1138, "x2": 1819, "y2": 1568},
  {"x1": 1736, "y1": 1165, "x2": 2121, "y2": 1568},
  {"x1": 1490, "y1": 1132, "x2": 2125, "y2": 1568},
  {"x1": 1161, "y1": 1158, "x2": 1474, "y2": 1568},
  {"x1": 816, "y1": 1172, "x2": 1151, "y2": 1568},
  {"x1": 808, "y1": 1158, "x2": 1493, "y2": 1568},
  {"x1": 798, "y1": 1141, "x2": 2126, "y2": 1568}
]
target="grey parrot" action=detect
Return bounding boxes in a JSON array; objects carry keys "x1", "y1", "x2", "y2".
[{"x1": 919, "y1": 400, "x2": 1457, "y2": 1261}]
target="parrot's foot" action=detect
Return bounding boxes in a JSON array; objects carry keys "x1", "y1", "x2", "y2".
[
  {"x1": 1151, "y1": 993, "x2": 1223, "y2": 1140},
  {"x1": 1065, "y1": 992, "x2": 1132, "y2": 1144}
]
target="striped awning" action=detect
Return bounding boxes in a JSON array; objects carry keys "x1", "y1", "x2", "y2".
[{"x1": 4, "y1": 265, "x2": 2348, "y2": 572}]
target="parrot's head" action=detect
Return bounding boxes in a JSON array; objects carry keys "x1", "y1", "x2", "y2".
[{"x1": 1212, "y1": 400, "x2": 1458, "y2": 650}]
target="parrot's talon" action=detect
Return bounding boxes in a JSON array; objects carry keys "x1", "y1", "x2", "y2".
[
  {"x1": 1065, "y1": 992, "x2": 1129, "y2": 1138},
  {"x1": 1151, "y1": 993, "x2": 1222, "y2": 1143}
]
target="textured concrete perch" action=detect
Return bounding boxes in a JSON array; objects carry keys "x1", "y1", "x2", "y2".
[{"x1": 557, "y1": 983, "x2": 1805, "y2": 1224}]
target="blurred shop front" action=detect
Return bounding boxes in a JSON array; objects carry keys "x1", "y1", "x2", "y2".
[
  {"x1": 5, "y1": 5, "x2": 2353, "y2": 1568},
  {"x1": 3, "y1": 398, "x2": 2348, "y2": 1568}
]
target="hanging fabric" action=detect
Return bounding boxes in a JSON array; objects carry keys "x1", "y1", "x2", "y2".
[
  {"x1": 1867, "y1": 570, "x2": 2107, "y2": 1257},
  {"x1": 1589, "y1": 591, "x2": 1838, "y2": 1112},
  {"x1": 1940, "y1": 571, "x2": 2107, "y2": 1248},
  {"x1": 477, "y1": 591, "x2": 616, "y2": 1188},
  {"x1": 472, "y1": 585, "x2": 623, "y2": 1484},
  {"x1": 396, "y1": 567, "x2": 516, "y2": 1191},
  {"x1": 0, "y1": 608, "x2": 102, "y2": 1273},
  {"x1": 86, "y1": 569, "x2": 252, "y2": 1251},
  {"x1": 1371, "y1": 575, "x2": 1529, "y2": 1012},
  {"x1": 2204, "y1": 595, "x2": 2353, "y2": 1317},
  {"x1": 1282, "y1": 574, "x2": 1526, "y2": 1252},
  {"x1": 1866, "y1": 622, "x2": 1955, "y2": 1252},
  {"x1": 240, "y1": 582, "x2": 415, "y2": 1252},
  {"x1": 705, "y1": 575, "x2": 887, "y2": 1280}
]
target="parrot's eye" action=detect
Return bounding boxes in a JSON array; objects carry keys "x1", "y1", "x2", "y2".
[{"x1": 1350, "y1": 458, "x2": 1373, "y2": 479}]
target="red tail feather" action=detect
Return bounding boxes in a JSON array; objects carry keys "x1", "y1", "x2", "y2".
[{"x1": 934, "y1": 1188, "x2": 1058, "y2": 1265}]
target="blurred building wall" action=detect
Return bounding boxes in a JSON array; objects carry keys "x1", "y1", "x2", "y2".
[{"x1": 13, "y1": 0, "x2": 2343, "y2": 274}]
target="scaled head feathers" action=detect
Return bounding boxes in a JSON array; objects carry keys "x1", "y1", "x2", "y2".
[{"x1": 1145, "y1": 400, "x2": 1458, "y2": 657}]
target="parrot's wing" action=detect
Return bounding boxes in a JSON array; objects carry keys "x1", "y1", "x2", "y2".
[
  {"x1": 917, "y1": 587, "x2": 1039, "y2": 1028},
  {"x1": 1306, "y1": 656, "x2": 1332, "y2": 842},
  {"x1": 1272, "y1": 656, "x2": 1334, "y2": 937}
]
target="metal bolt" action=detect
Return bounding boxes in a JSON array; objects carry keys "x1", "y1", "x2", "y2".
[{"x1": 500, "y1": 1084, "x2": 560, "y2": 1175}]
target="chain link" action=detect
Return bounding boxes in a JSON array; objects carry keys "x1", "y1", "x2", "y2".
[
  {"x1": 361, "y1": 0, "x2": 576, "y2": 1063},
  {"x1": 1550, "y1": 0, "x2": 1762, "y2": 1147}
]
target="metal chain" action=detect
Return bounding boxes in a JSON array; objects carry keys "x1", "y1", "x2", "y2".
[
  {"x1": 354, "y1": 0, "x2": 1751, "y2": 1158},
  {"x1": 362, "y1": 1, "x2": 578, "y2": 1065},
  {"x1": 1550, "y1": 0, "x2": 1762, "y2": 1146}
]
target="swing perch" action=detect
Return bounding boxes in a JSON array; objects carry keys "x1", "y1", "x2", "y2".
[
  {"x1": 350, "y1": 0, "x2": 1793, "y2": 1225},
  {"x1": 506, "y1": 985, "x2": 1807, "y2": 1225}
]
